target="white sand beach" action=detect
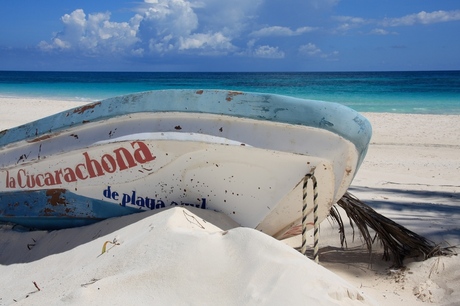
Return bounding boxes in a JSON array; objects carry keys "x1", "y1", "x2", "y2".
[{"x1": 0, "y1": 97, "x2": 459, "y2": 305}]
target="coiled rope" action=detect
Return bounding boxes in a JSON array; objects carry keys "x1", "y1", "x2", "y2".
[{"x1": 300, "y1": 171, "x2": 319, "y2": 263}]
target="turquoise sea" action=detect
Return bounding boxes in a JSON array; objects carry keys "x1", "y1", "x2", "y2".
[{"x1": 0, "y1": 71, "x2": 459, "y2": 114}]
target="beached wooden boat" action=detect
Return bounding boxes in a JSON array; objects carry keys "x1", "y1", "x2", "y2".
[{"x1": 0, "y1": 90, "x2": 371, "y2": 238}]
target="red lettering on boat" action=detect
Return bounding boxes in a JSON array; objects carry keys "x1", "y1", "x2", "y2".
[{"x1": 4, "y1": 141, "x2": 156, "y2": 189}]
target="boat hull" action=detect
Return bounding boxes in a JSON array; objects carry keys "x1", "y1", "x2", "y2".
[{"x1": 0, "y1": 90, "x2": 372, "y2": 238}]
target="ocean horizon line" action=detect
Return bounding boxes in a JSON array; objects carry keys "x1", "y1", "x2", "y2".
[
  {"x1": 1, "y1": 69, "x2": 460, "y2": 73},
  {"x1": 1, "y1": 71, "x2": 459, "y2": 115}
]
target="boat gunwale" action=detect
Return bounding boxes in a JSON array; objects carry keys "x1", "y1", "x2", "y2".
[{"x1": 0, "y1": 89, "x2": 372, "y2": 163}]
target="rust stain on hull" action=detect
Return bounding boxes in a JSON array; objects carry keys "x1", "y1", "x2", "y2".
[
  {"x1": 28, "y1": 133, "x2": 54, "y2": 143},
  {"x1": 46, "y1": 189, "x2": 67, "y2": 206},
  {"x1": 43, "y1": 207, "x2": 55, "y2": 215},
  {"x1": 226, "y1": 91, "x2": 243, "y2": 102},
  {"x1": 73, "y1": 101, "x2": 101, "y2": 115}
]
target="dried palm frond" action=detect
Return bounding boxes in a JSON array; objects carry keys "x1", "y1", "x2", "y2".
[{"x1": 332, "y1": 191, "x2": 454, "y2": 267}]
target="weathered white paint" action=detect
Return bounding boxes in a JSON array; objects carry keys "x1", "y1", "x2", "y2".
[{"x1": 0, "y1": 90, "x2": 372, "y2": 236}]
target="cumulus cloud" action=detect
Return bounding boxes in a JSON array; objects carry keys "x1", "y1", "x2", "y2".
[
  {"x1": 38, "y1": 0, "x2": 267, "y2": 57},
  {"x1": 250, "y1": 26, "x2": 316, "y2": 37},
  {"x1": 34, "y1": 1, "x2": 460, "y2": 65},
  {"x1": 136, "y1": 0, "x2": 202, "y2": 53},
  {"x1": 253, "y1": 45, "x2": 285, "y2": 58},
  {"x1": 332, "y1": 15, "x2": 368, "y2": 32},
  {"x1": 332, "y1": 9, "x2": 460, "y2": 35},
  {"x1": 299, "y1": 43, "x2": 338, "y2": 59},
  {"x1": 38, "y1": 9, "x2": 140, "y2": 55},
  {"x1": 299, "y1": 43, "x2": 321, "y2": 56},
  {"x1": 382, "y1": 10, "x2": 460, "y2": 27},
  {"x1": 179, "y1": 32, "x2": 234, "y2": 52},
  {"x1": 140, "y1": 0, "x2": 198, "y2": 37},
  {"x1": 136, "y1": 0, "x2": 264, "y2": 54},
  {"x1": 37, "y1": 0, "x2": 318, "y2": 61},
  {"x1": 238, "y1": 40, "x2": 285, "y2": 59},
  {"x1": 190, "y1": 0, "x2": 262, "y2": 36}
]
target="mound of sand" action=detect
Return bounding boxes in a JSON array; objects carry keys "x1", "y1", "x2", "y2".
[{"x1": 0, "y1": 207, "x2": 375, "y2": 305}]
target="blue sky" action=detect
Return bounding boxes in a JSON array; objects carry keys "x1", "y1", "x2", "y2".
[{"x1": 1, "y1": 0, "x2": 459, "y2": 71}]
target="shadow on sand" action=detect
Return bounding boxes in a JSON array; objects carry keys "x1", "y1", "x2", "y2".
[
  {"x1": 1, "y1": 186, "x2": 458, "y2": 267},
  {"x1": 348, "y1": 186, "x2": 460, "y2": 245},
  {"x1": 316, "y1": 186, "x2": 460, "y2": 267}
]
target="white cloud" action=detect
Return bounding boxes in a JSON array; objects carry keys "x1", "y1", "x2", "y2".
[
  {"x1": 39, "y1": 0, "x2": 261, "y2": 56},
  {"x1": 250, "y1": 26, "x2": 316, "y2": 37},
  {"x1": 54, "y1": 38, "x2": 71, "y2": 49},
  {"x1": 333, "y1": 9, "x2": 460, "y2": 35},
  {"x1": 333, "y1": 15, "x2": 368, "y2": 32},
  {"x1": 138, "y1": 0, "x2": 198, "y2": 39},
  {"x1": 136, "y1": 0, "x2": 202, "y2": 53},
  {"x1": 179, "y1": 32, "x2": 234, "y2": 51},
  {"x1": 238, "y1": 40, "x2": 284, "y2": 59},
  {"x1": 370, "y1": 28, "x2": 397, "y2": 35},
  {"x1": 334, "y1": 16, "x2": 366, "y2": 24},
  {"x1": 253, "y1": 45, "x2": 285, "y2": 58},
  {"x1": 148, "y1": 35, "x2": 175, "y2": 54},
  {"x1": 38, "y1": 9, "x2": 140, "y2": 55},
  {"x1": 191, "y1": 0, "x2": 262, "y2": 36},
  {"x1": 299, "y1": 43, "x2": 338, "y2": 59},
  {"x1": 33, "y1": 1, "x2": 460, "y2": 66},
  {"x1": 382, "y1": 10, "x2": 460, "y2": 27},
  {"x1": 299, "y1": 43, "x2": 321, "y2": 56},
  {"x1": 131, "y1": 48, "x2": 145, "y2": 56},
  {"x1": 134, "y1": 0, "x2": 261, "y2": 54},
  {"x1": 137, "y1": 0, "x2": 241, "y2": 53}
]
